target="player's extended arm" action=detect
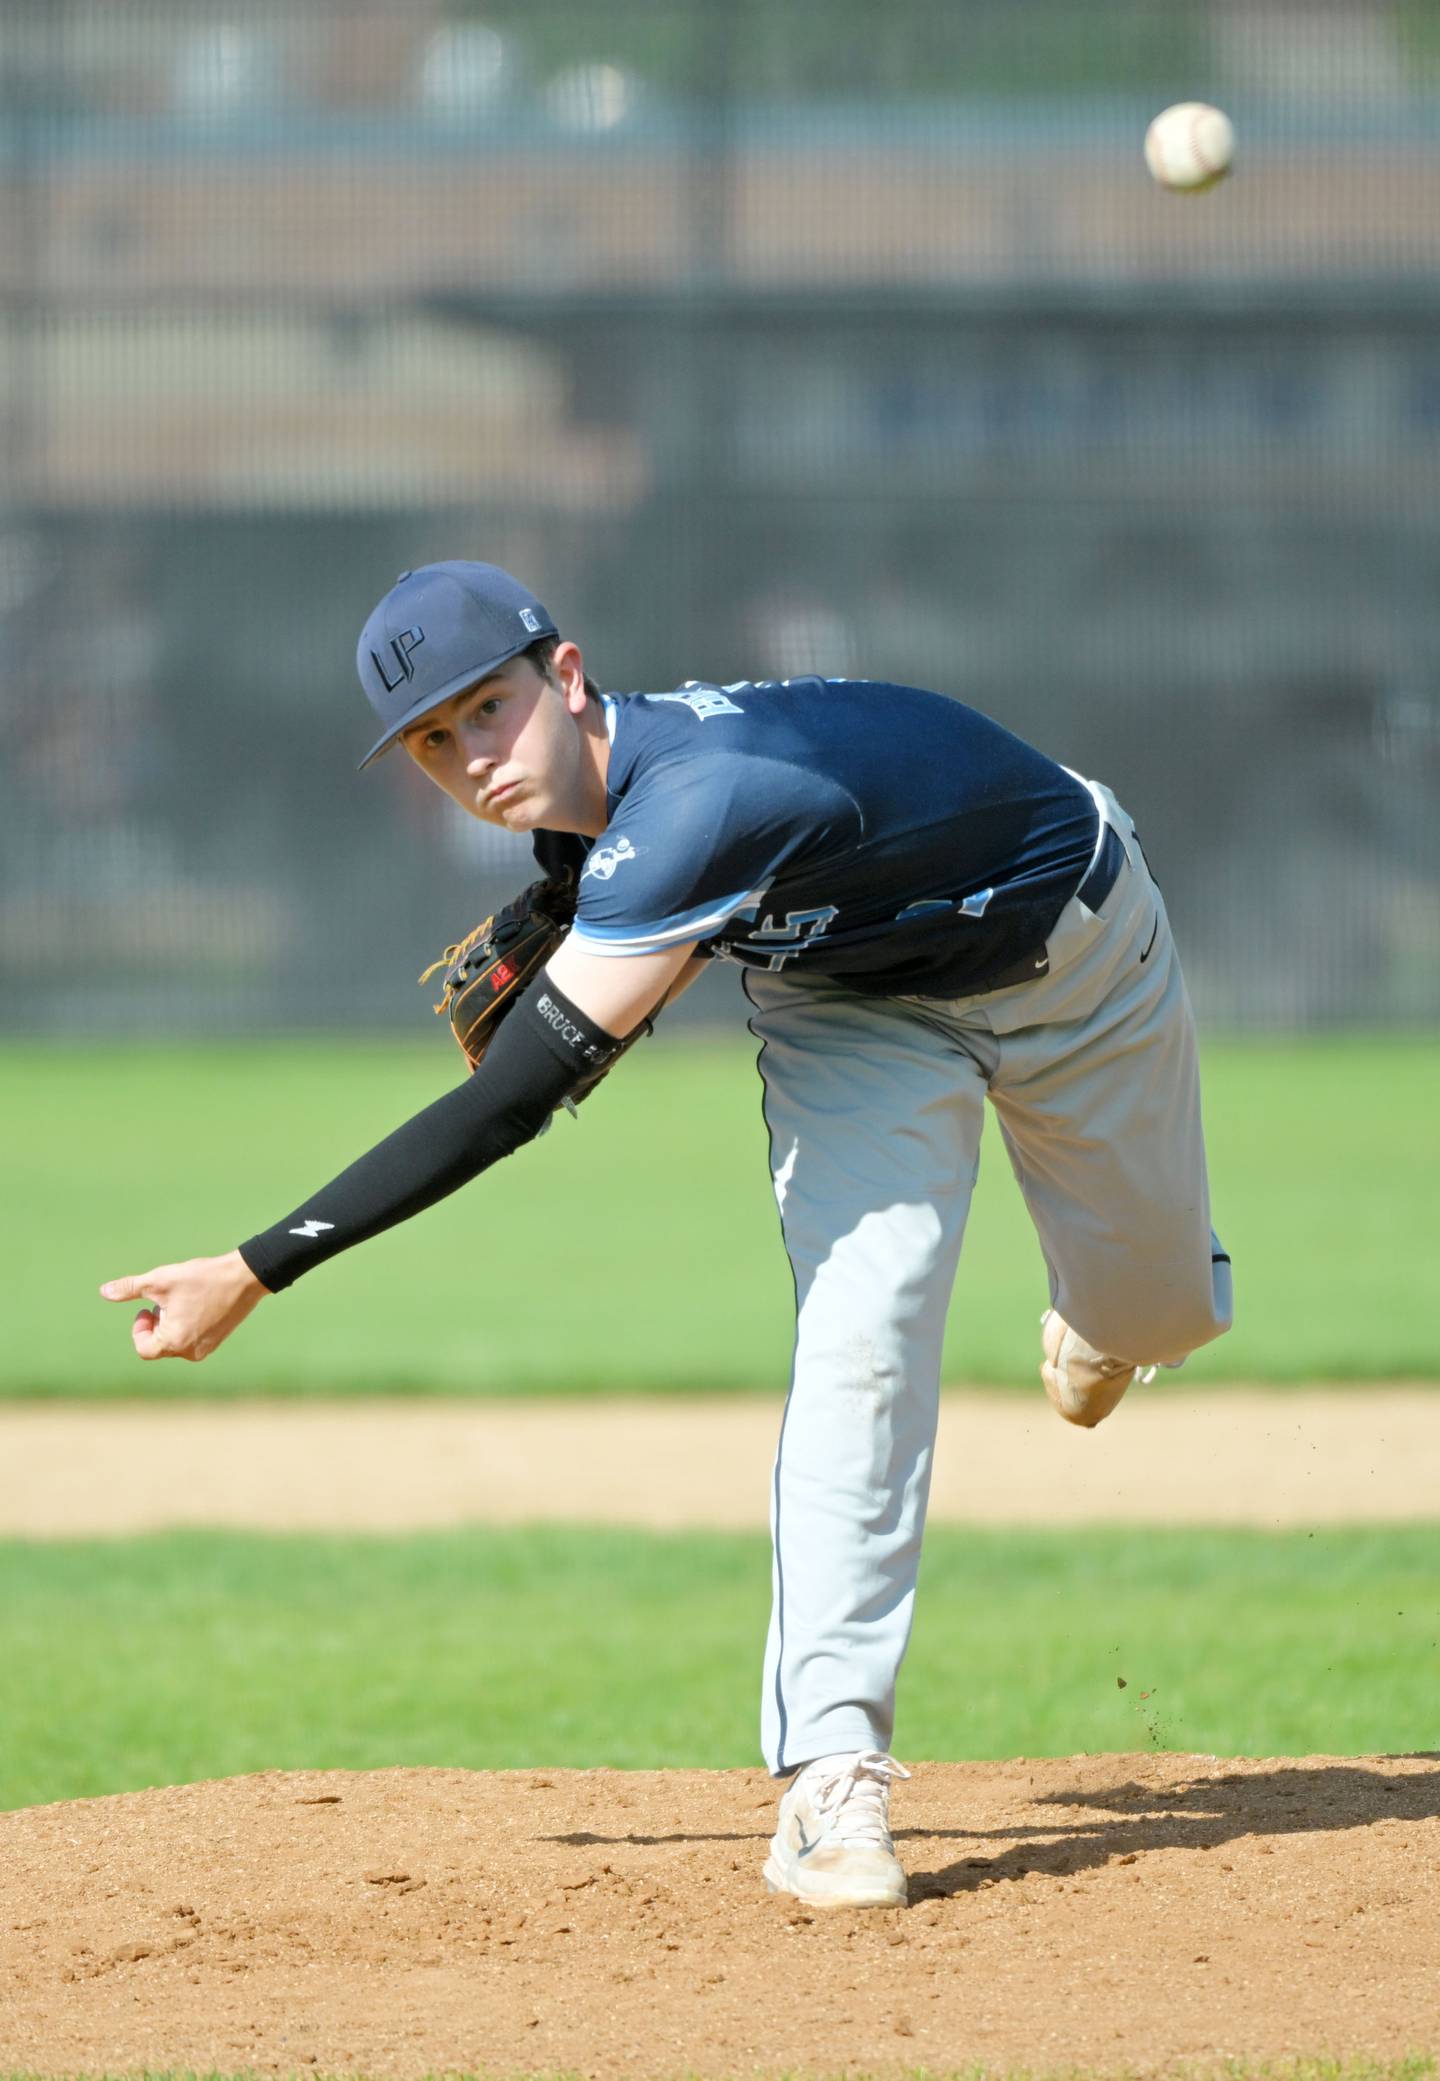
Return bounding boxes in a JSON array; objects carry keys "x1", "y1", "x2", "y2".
[
  {"x1": 99, "y1": 940, "x2": 701, "y2": 1363},
  {"x1": 543, "y1": 936, "x2": 705, "y2": 1032}
]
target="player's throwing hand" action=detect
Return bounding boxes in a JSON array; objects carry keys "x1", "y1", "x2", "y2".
[{"x1": 99, "y1": 1252, "x2": 269, "y2": 1363}]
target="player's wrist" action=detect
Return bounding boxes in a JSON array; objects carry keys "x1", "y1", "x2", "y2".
[{"x1": 226, "y1": 1245, "x2": 272, "y2": 1298}]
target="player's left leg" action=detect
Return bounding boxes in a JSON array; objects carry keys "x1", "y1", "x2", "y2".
[{"x1": 741, "y1": 968, "x2": 992, "y2": 1781}]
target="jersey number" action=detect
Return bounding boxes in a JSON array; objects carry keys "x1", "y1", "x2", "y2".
[{"x1": 750, "y1": 905, "x2": 840, "y2": 971}]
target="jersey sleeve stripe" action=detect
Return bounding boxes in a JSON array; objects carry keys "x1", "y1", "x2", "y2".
[{"x1": 571, "y1": 885, "x2": 769, "y2": 955}]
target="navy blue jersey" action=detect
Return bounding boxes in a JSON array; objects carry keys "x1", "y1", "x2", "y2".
[{"x1": 531, "y1": 678, "x2": 1100, "y2": 997}]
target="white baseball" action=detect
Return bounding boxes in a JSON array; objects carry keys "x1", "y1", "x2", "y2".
[{"x1": 1144, "y1": 102, "x2": 1234, "y2": 194}]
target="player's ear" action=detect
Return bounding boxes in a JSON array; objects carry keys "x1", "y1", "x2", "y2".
[{"x1": 552, "y1": 640, "x2": 590, "y2": 715}]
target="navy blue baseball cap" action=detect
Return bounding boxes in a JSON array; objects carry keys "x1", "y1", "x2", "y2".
[{"x1": 355, "y1": 560, "x2": 558, "y2": 769}]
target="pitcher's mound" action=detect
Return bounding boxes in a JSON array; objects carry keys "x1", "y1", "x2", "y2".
[{"x1": 3, "y1": 1755, "x2": 1436, "y2": 2078}]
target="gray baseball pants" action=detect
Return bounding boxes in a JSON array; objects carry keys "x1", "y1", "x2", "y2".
[{"x1": 742, "y1": 781, "x2": 1232, "y2": 1776}]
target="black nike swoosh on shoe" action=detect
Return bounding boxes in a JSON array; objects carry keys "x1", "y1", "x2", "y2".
[{"x1": 1139, "y1": 917, "x2": 1159, "y2": 962}]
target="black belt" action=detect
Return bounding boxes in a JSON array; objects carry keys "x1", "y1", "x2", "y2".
[{"x1": 981, "y1": 821, "x2": 1128, "y2": 993}]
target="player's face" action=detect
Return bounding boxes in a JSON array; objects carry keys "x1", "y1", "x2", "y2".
[{"x1": 400, "y1": 644, "x2": 605, "y2": 834}]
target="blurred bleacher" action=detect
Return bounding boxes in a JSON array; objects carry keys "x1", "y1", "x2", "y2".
[{"x1": 2, "y1": 1, "x2": 1437, "y2": 1030}]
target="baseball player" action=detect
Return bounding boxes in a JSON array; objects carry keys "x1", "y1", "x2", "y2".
[{"x1": 102, "y1": 561, "x2": 1232, "y2": 1911}]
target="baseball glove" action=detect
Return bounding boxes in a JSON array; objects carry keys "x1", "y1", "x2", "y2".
[{"x1": 419, "y1": 874, "x2": 653, "y2": 1103}]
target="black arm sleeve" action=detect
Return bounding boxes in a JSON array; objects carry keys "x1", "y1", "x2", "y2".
[{"x1": 236, "y1": 977, "x2": 619, "y2": 1294}]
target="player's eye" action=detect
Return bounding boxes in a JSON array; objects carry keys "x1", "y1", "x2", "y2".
[
  {"x1": 421, "y1": 726, "x2": 449, "y2": 751},
  {"x1": 474, "y1": 696, "x2": 502, "y2": 718}
]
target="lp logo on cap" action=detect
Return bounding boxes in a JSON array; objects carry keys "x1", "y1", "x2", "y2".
[{"x1": 372, "y1": 625, "x2": 425, "y2": 692}]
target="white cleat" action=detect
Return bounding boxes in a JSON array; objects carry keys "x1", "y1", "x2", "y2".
[
  {"x1": 1040, "y1": 1308, "x2": 1157, "y2": 1429},
  {"x1": 763, "y1": 1749, "x2": 910, "y2": 1909}
]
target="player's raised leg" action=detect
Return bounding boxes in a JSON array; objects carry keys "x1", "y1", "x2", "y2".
[
  {"x1": 742, "y1": 971, "x2": 991, "y2": 1785},
  {"x1": 986, "y1": 825, "x2": 1232, "y2": 1421}
]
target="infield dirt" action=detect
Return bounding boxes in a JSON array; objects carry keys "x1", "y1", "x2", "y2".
[
  {"x1": 3, "y1": 1754, "x2": 1437, "y2": 2078},
  {"x1": 3, "y1": 1387, "x2": 1438, "y2": 1533}
]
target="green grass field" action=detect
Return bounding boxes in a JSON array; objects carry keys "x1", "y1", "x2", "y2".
[
  {"x1": 3, "y1": 1032, "x2": 1433, "y2": 1395},
  {"x1": 3, "y1": 1521, "x2": 1436, "y2": 1813}
]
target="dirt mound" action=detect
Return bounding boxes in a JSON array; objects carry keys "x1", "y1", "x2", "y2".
[{"x1": 2, "y1": 1756, "x2": 1436, "y2": 2078}]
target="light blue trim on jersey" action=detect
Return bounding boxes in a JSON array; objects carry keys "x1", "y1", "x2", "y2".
[
  {"x1": 572, "y1": 884, "x2": 770, "y2": 955},
  {"x1": 601, "y1": 694, "x2": 620, "y2": 745}
]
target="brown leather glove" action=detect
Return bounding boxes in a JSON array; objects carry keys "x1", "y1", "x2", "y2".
[{"x1": 420, "y1": 874, "x2": 654, "y2": 1102}]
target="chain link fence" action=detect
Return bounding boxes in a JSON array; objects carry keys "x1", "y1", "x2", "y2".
[{"x1": 2, "y1": 0, "x2": 1438, "y2": 1031}]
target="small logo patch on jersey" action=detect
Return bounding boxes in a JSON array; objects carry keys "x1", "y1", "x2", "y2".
[
  {"x1": 289, "y1": 1218, "x2": 335, "y2": 1240},
  {"x1": 958, "y1": 886, "x2": 995, "y2": 919},
  {"x1": 581, "y1": 835, "x2": 638, "y2": 883},
  {"x1": 647, "y1": 686, "x2": 744, "y2": 721}
]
